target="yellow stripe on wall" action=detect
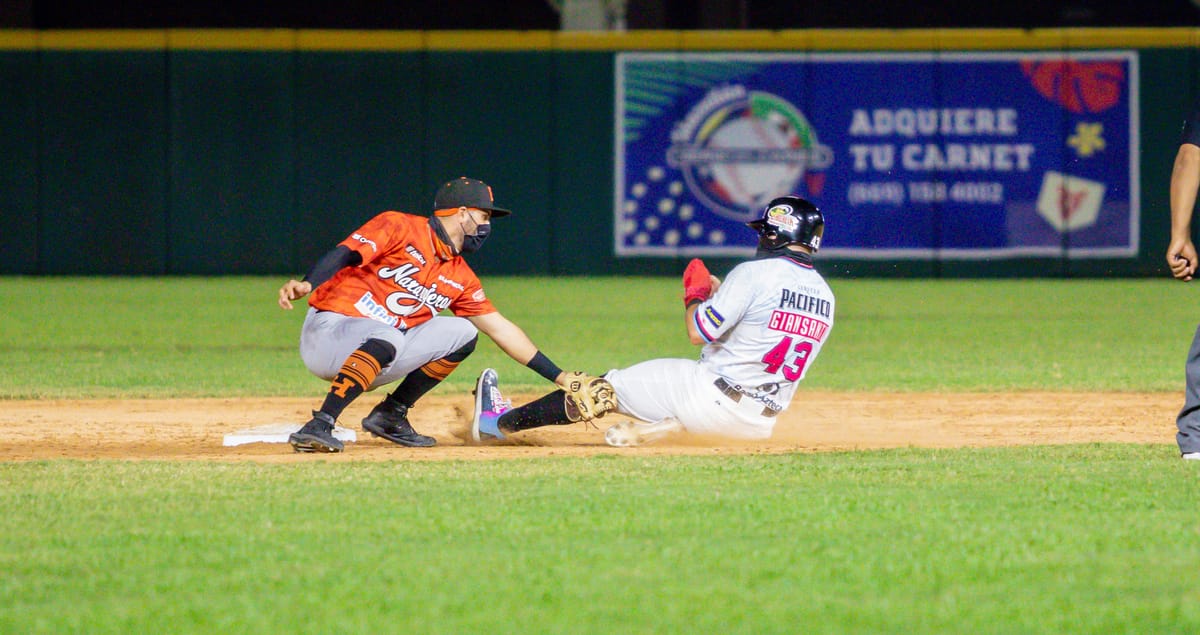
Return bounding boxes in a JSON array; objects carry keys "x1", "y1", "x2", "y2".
[
  {"x1": 424, "y1": 30, "x2": 556, "y2": 50},
  {"x1": 167, "y1": 29, "x2": 295, "y2": 50},
  {"x1": 0, "y1": 30, "x2": 36, "y2": 49},
  {"x1": 296, "y1": 30, "x2": 425, "y2": 51},
  {"x1": 0, "y1": 27, "x2": 1198, "y2": 52},
  {"x1": 40, "y1": 29, "x2": 168, "y2": 49}
]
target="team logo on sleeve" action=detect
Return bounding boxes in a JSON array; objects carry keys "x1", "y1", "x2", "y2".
[
  {"x1": 703, "y1": 306, "x2": 725, "y2": 327},
  {"x1": 351, "y1": 233, "x2": 379, "y2": 253},
  {"x1": 472, "y1": 289, "x2": 487, "y2": 302}
]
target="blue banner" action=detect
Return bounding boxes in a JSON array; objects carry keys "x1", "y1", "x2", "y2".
[{"x1": 615, "y1": 52, "x2": 1138, "y2": 259}]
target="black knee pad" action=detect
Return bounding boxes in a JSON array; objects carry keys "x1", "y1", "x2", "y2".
[
  {"x1": 360, "y1": 338, "x2": 397, "y2": 367},
  {"x1": 446, "y1": 334, "x2": 478, "y2": 363}
]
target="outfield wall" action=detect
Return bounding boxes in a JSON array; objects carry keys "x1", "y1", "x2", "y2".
[{"x1": 1, "y1": 28, "x2": 1198, "y2": 277}]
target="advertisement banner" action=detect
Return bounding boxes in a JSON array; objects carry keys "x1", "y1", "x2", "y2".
[{"x1": 615, "y1": 52, "x2": 1138, "y2": 259}]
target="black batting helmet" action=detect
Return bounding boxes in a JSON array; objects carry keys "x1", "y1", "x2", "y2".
[{"x1": 746, "y1": 196, "x2": 825, "y2": 252}]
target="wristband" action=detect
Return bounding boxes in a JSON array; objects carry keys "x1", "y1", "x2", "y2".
[
  {"x1": 683, "y1": 287, "x2": 710, "y2": 307},
  {"x1": 526, "y1": 351, "x2": 564, "y2": 383}
]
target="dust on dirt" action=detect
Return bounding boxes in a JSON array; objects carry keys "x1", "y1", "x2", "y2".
[{"x1": 0, "y1": 391, "x2": 1180, "y2": 462}]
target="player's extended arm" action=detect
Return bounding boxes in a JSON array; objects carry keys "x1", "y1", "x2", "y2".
[
  {"x1": 468, "y1": 311, "x2": 567, "y2": 385},
  {"x1": 469, "y1": 311, "x2": 614, "y2": 420},
  {"x1": 1169, "y1": 143, "x2": 1200, "y2": 281},
  {"x1": 681, "y1": 258, "x2": 721, "y2": 345},
  {"x1": 278, "y1": 246, "x2": 362, "y2": 309}
]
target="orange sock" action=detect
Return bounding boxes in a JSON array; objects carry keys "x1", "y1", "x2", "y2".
[
  {"x1": 419, "y1": 357, "x2": 460, "y2": 381},
  {"x1": 388, "y1": 358, "x2": 461, "y2": 406},
  {"x1": 320, "y1": 348, "x2": 384, "y2": 418}
]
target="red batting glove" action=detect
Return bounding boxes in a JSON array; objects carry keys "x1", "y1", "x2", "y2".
[{"x1": 682, "y1": 258, "x2": 713, "y2": 307}]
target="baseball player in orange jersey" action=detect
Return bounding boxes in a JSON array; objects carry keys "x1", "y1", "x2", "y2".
[{"x1": 278, "y1": 177, "x2": 572, "y2": 452}]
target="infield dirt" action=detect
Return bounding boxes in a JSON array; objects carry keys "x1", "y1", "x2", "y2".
[{"x1": 0, "y1": 391, "x2": 1180, "y2": 462}]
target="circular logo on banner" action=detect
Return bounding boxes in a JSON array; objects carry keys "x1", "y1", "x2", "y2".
[{"x1": 667, "y1": 85, "x2": 832, "y2": 222}]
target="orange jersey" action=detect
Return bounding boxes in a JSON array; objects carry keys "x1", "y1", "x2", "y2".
[{"x1": 308, "y1": 212, "x2": 496, "y2": 330}]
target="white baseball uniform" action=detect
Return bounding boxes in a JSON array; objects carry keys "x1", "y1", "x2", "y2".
[{"x1": 605, "y1": 255, "x2": 835, "y2": 439}]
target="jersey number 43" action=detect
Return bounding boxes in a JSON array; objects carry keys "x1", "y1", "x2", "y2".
[{"x1": 761, "y1": 336, "x2": 813, "y2": 381}]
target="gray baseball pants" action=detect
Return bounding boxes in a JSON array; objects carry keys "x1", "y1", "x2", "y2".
[{"x1": 1177, "y1": 324, "x2": 1200, "y2": 454}]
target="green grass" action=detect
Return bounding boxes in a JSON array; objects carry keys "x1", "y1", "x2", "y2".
[
  {"x1": 0, "y1": 276, "x2": 1195, "y2": 398},
  {"x1": 822, "y1": 277, "x2": 1197, "y2": 391},
  {"x1": 2, "y1": 446, "x2": 1198, "y2": 634}
]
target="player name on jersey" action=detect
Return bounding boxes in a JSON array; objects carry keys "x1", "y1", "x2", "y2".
[{"x1": 768, "y1": 310, "x2": 830, "y2": 341}]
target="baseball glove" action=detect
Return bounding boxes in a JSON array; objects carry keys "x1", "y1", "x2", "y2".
[
  {"x1": 683, "y1": 258, "x2": 713, "y2": 307},
  {"x1": 562, "y1": 372, "x2": 617, "y2": 422}
]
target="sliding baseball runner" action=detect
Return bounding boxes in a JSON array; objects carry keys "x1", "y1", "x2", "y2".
[{"x1": 469, "y1": 195, "x2": 836, "y2": 446}]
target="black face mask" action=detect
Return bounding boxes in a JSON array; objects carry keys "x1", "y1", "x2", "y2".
[{"x1": 460, "y1": 221, "x2": 490, "y2": 254}]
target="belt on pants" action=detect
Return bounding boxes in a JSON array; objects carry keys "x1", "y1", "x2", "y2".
[{"x1": 714, "y1": 377, "x2": 780, "y2": 418}]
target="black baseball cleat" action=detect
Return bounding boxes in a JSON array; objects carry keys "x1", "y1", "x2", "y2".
[
  {"x1": 289, "y1": 411, "x2": 345, "y2": 453},
  {"x1": 362, "y1": 399, "x2": 437, "y2": 447}
]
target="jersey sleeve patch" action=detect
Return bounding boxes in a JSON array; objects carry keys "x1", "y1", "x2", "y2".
[
  {"x1": 702, "y1": 305, "x2": 724, "y2": 328},
  {"x1": 693, "y1": 305, "x2": 722, "y2": 342},
  {"x1": 349, "y1": 232, "x2": 379, "y2": 254}
]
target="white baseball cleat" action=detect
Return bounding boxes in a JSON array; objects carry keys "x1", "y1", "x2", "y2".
[
  {"x1": 1183, "y1": 452, "x2": 1200, "y2": 461},
  {"x1": 604, "y1": 418, "x2": 683, "y2": 448}
]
